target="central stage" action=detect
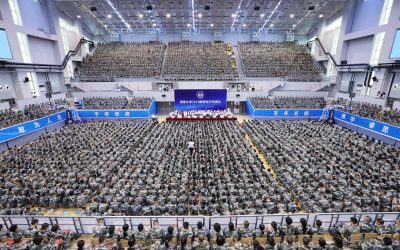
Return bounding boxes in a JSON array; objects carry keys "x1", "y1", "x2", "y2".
[{"x1": 166, "y1": 117, "x2": 237, "y2": 121}]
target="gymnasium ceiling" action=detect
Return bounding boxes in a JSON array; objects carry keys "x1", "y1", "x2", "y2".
[{"x1": 55, "y1": 0, "x2": 345, "y2": 35}]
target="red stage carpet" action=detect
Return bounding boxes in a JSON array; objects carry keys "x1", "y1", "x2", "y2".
[{"x1": 166, "y1": 117, "x2": 237, "y2": 121}]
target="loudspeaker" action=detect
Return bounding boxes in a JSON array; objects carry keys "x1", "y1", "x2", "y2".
[
  {"x1": 341, "y1": 60, "x2": 347, "y2": 65},
  {"x1": 146, "y1": 5, "x2": 152, "y2": 10},
  {"x1": 162, "y1": 94, "x2": 166, "y2": 97},
  {"x1": 254, "y1": 6, "x2": 260, "y2": 10},
  {"x1": 372, "y1": 76, "x2": 378, "y2": 82},
  {"x1": 205, "y1": 5, "x2": 210, "y2": 10},
  {"x1": 236, "y1": 94, "x2": 240, "y2": 97},
  {"x1": 90, "y1": 7, "x2": 97, "y2": 12},
  {"x1": 24, "y1": 77, "x2": 29, "y2": 83},
  {"x1": 308, "y1": 5, "x2": 315, "y2": 10},
  {"x1": 45, "y1": 81, "x2": 52, "y2": 99},
  {"x1": 348, "y1": 80, "x2": 355, "y2": 94}
]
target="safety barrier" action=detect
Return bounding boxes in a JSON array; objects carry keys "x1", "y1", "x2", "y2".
[{"x1": 0, "y1": 213, "x2": 398, "y2": 234}]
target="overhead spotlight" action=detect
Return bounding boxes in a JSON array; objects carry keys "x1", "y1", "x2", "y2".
[
  {"x1": 198, "y1": 13, "x2": 202, "y2": 18},
  {"x1": 166, "y1": 13, "x2": 171, "y2": 18},
  {"x1": 107, "y1": 14, "x2": 112, "y2": 19},
  {"x1": 139, "y1": 13, "x2": 143, "y2": 18},
  {"x1": 260, "y1": 13, "x2": 265, "y2": 18},
  {"x1": 152, "y1": 23, "x2": 157, "y2": 27},
  {"x1": 270, "y1": 24, "x2": 274, "y2": 27},
  {"x1": 210, "y1": 23, "x2": 214, "y2": 27},
  {"x1": 290, "y1": 14, "x2": 294, "y2": 18},
  {"x1": 77, "y1": 15, "x2": 81, "y2": 19},
  {"x1": 231, "y1": 13, "x2": 237, "y2": 18},
  {"x1": 146, "y1": 5, "x2": 152, "y2": 10},
  {"x1": 319, "y1": 14, "x2": 324, "y2": 18}
]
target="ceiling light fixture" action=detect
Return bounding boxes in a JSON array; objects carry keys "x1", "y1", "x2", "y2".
[
  {"x1": 187, "y1": 23, "x2": 191, "y2": 27},
  {"x1": 139, "y1": 13, "x2": 143, "y2": 18},
  {"x1": 152, "y1": 23, "x2": 157, "y2": 27},
  {"x1": 198, "y1": 13, "x2": 202, "y2": 18},
  {"x1": 107, "y1": 14, "x2": 112, "y2": 19},
  {"x1": 191, "y1": 0, "x2": 196, "y2": 30},
  {"x1": 105, "y1": 0, "x2": 130, "y2": 30},
  {"x1": 293, "y1": 24, "x2": 296, "y2": 27},
  {"x1": 210, "y1": 23, "x2": 214, "y2": 27},
  {"x1": 77, "y1": 15, "x2": 81, "y2": 19},
  {"x1": 290, "y1": 14, "x2": 294, "y2": 18},
  {"x1": 166, "y1": 13, "x2": 171, "y2": 18},
  {"x1": 260, "y1": 0, "x2": 282, "y2": 30},
  {"x1": 260, "y1": 14, "x2": 265, "y2": 18},
  {"x1": 231, "y1": 0, "x2": 244, "y2": 30},
  {"x1": 319, "y1": 14, "x2": 324, "y2": 18},
  {"x1": 270, "y1": 24, "x2": 274, "y2": 27},
  {"x1": 242, "y1": 24, "x2": 247, "y2": 27}
]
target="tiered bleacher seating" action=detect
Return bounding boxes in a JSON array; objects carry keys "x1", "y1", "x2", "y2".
[
  {"x1": 163, "y1": 42, "x2": 238, "y2": 80},
  {"x1": 0, "y1": 99, "x2": 68, "y2": 129},
  {"x1": 239, "y1": 42, "x2": 322, "y2": 81},
  {"x1": 76, "y1": 42, "x2": 166, "y2": 81},
  {"x1": 250, "y1": 96, "x2": 326, "y2": 109},
  {"x1": 333, "y1": 98, "x2": 400, "y2": 126}
]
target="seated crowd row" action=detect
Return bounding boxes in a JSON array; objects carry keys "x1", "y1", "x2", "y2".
[
  {"x1": 0, "y1": 99, "x2": 68, "y2": 129},
  {"x1": 1, "y1": 217, "x2": 399, "y2": 249},
  {"x1": 83, "y1": 97, "x2": 152, "y2": 110},
  {"x1": 250, "y1": 97, "x2": 326, "y2": 109}
]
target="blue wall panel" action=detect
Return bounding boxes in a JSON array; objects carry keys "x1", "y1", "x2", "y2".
[
  {"x1": 0, "y1": 112, "x2": 66, "y2": 143},
  {"x1": 77, "y1": 110, "x2": 149, "y2": 119},
  {"x1": 334, "y1": 110, "x2": 400, "y2": 141}
]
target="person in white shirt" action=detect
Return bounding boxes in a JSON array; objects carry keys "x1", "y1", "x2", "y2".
[{"x1": 188, "y1": 141, "x2": 195, "y2": 155}]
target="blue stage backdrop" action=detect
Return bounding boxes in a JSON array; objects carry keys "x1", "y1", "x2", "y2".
[{"x1": 174, "y1": 89, "x2": 227, "y2": 111}]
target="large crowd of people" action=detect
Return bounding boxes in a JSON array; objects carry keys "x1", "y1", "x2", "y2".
[
  {"x1": 163, "y1": 42, "x2": 238, "y2": 80},
  {"x1": 83, "y1": 97, "x2": 152, "y2": 110},
  {"x1": 76, "y1": 42, "x2": 166, "y2": 81},
  {"x1": 333, "y1": 98, "x2": 400, "y2": 126},
  {"x1": 239, "y1": 42, "x2": 322, "y2": 81},
  {"x1": 0, "y1": 99, "x2": 68, "y2": 129},
  {"x1": 0, "y1": 120, "x2": 298, "y2": 216},
  {"x1": 250, "y1": 97, "x2": 326, "y2": 109},
  {"x1": 244, "y1": 120, "x2": 400, "y2": 213}
]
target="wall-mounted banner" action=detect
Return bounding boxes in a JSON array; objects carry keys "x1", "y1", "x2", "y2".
[
  {"x1": 0, "y1": 112, "x2": 66, "y2": 143},
  {"x1": 334, "y1": 110, "x2": 400, "y2": 141},
  {"x1": 253, "y1": 109, "x2": 323, "y2": 117},
  {"x1": 174, "y1": 89, "x2": 227, "y2": 111},
  {"x1": 77, "y1": 110, "x2": 149, "y2": 119}
]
